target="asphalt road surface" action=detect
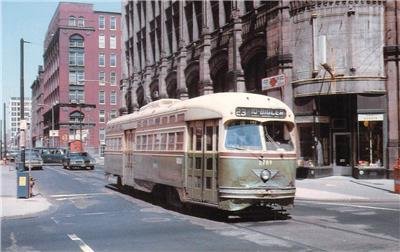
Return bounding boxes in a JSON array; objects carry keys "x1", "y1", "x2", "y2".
[{"x1": 2, "y1": 165, "x2": 399, "y2": 251}]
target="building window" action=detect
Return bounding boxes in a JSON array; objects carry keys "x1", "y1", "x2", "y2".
[
  {"x1": 110, "y1": 110, "x2": 117, "y2": 119},
  {"x1": 68, "y1": 16, "x2": 76, "y2": 26},
  {"x1": 110, "y1": 72, "x2": 116, "y2": 85},
  {"x1": 99, "y1": 53, "x2": 105, "y2": 67},
  {"x1": 99, "y1": 35, "x2": 105, "y2": 49},
  {"x1": 110, "y1": 91, "x2": 117, "y2": 105},
  {"x1": 100, "y1": 144, "x2": 106, "y2": 157},
  {"x1": 357, "y1": 114, "x2": 384, "y2": 167},
  {"x1": 99, "y1": 128, "x2": 105, "y2": 141},
  {"x1": 99, "y1": 72, "x2": 105, "y2": 85},
  {"x1": 69, "y1": 52, "x2": 84, "y2": 66},
  {"x1": 110, "y1": 54, "x2": 116, "y2": 67},
  {"x1": 99, "y1": 15, "x2": 105, "y2": 29},
  {"x1": 69, "y1": 90, "x2": 84, "y2": 103},
  {"x1": 110, "y1": 16, "x2": 116, "y2": 30},
  {"x1": 69, "y1": 70, "x2": 85, "y2": 85},
  {"x1": 69, "y1": 35, "x2": 84, "y2": 47},
  {"x1": 110, "y1": 35, "x2": 116, "y2": 49},
  {"x1": 99, "y1": 110, "x2": 105, "y2": 123},
  {"x1": 77, "y1": 17, "x2": 85, "y2": 27},
  {"x1": 99, "y1": 91, "x2": 105, "y2": 104}
]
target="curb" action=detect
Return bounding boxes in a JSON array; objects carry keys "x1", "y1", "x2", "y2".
[{"x1": 295, "y1": 197, "x2": 400, "y2": 203}]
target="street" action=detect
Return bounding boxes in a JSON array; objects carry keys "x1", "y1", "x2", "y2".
[{"x1": 2, "y1": 165, "x2": 400, "y2": 252}]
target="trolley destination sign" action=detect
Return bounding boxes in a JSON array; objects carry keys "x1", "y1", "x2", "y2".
[{"x1": 235, "y1": 107, "x2": 286, "y2": 118}]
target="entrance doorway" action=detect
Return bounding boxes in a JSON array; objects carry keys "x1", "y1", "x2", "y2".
[
  {"x1": 186, "y1": 120, "x2": 219, "y2": 205},
  {"x1": 333, "y1": 133, "x2": 351, "y2": 175}
]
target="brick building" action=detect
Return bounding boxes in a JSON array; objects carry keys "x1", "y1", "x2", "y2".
[
  {"x1": 121, "y1": 0, "x2": 399, "y2": 178},
  {"x1": 31, "y1": 2, "x2": 122, "y2": 156}
]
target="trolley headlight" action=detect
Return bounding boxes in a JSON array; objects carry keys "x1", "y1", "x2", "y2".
[{"x1": 260, "y1": 169, "x2": 271, "y2": 182}]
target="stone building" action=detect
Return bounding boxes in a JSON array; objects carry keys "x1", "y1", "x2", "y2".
[{"x1": 121, "y1": 0, "x2": 399, "y2": 177}]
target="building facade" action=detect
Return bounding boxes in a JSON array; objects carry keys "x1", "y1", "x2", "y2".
[
  {"x1": 8, "y1": 97, "x2": 31, "y2": 149},
  {"x1": 32, "y1": 2, "x2": 122, "y2": 156},
  {"x1": 121, "y1": 0, "x2": 399, "y2": 177}
]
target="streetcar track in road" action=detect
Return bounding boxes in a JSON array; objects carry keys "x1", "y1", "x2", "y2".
[
  {"x1": 290, "y1": 217, "x2": 399, "y2": 243},
  {"x1": 296, "y1": 200, "x2": 400, "y2": 212},
  {"x1": 229, "y1": 222, "x2": 327, "y2": 251}
]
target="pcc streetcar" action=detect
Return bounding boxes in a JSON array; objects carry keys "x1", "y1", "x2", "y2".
[{"x1": 105, "y1": 92, "x2": 298, "y2": 212}]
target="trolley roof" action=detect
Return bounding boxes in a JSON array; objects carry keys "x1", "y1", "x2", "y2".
[{"x1": 107, "y1": 92, "x2": 295, "y2": 128}]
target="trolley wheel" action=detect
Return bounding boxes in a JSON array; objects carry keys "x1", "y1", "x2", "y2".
[
  {"x1": 166, "y1": 187, "x2": 183, "y2": 210},
  {"x1": 116, "y1": 176, "x2": 122, "y2": 188}
]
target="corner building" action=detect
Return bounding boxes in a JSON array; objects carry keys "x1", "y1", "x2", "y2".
[
  {"x1": 121, "y1": 0, "x2": 399, "y2": 178},
  {"x1": 34, "y1": 2, "x2": 122, "y2": 156}
]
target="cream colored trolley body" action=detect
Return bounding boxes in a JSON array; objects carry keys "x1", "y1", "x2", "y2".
[{"x1": 105, "y1": 93, "x2": 298, "y2": 212}]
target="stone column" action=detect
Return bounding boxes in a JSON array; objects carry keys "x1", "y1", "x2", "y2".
[
  {"x1": 130, "y1": 72, "x2": 139, "y2": 112},
  {"x1": 228, "y1": 7, "x2": 245, "y2": 92},
  {"x1": 198, "y1": 0, "x2": 213, "y2": 95},
  {"x1": 177, "y1": 0, "x2": 189, "y2": 99},
  {"x1": 157, "y1": 1, "x2": 168, "y2": 99},
  {"x1": 119, "y1": 78, "x2": 128, "y2": 114}
]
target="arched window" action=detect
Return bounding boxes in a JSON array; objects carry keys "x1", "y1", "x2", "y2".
[
  {"x1": 69, "y1": 34, "x2": 84, "y2": 47},
  {"x1": 68, "y1": 16, "x2": 76, "y2": 26},
  {"x1": 69, "y1": 111, "x2": 84, "y2": 123}
]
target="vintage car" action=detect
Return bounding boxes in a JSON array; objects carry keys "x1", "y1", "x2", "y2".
[
  {"x1": 15, "y1": 150, "x2": 43, "y2": 170},
  {"x1": 36, "y1": 147, "x2": 67, "y2": 164},
  {"x1": 5, "y1": 149, "x2": 20, "y2": 162},
  {"x1": 62, "y1": 152, "x2": 96, "y2": 170}
]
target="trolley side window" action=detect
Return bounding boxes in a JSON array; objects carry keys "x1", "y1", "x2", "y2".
[
  {"x1": 225, "y1": 121, "x2": 262, "y2": 150},
  {"x1": 263, "y1": 121, "x2": 294, "y2": 151}
]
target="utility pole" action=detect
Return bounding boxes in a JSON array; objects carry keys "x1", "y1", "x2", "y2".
[
  {"x1": 19, "y1": 38, "x2": 26, "y2": 171},
  {"x1": 3, "y1": 102, "x2": 6, "y2": 158},
  {"x1": 0, "y1": 119, "x2": 2, "y2": 159},
  {"x1": 52, "y1": 105, "x2": 55, "y2": 147}
]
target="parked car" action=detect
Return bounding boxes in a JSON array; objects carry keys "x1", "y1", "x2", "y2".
[
  {"x1": 5, "y1": 149, "x2": 19, "y2": 162},
  {"x1": 36, "y1": 147, "x2": 67, "y2": 164},
  {"x1": 62, "y1": 152, "x2": 96, "y2": 170},
  {"x1": 15, "y1": 150, "x2": 43, "y2": 170}
]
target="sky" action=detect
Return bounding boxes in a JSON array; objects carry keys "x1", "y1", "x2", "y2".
[{"x1": 0, "y1": 0, "x2": 121, "y2": 120}]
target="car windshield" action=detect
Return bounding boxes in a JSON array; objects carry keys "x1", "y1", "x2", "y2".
[
  {"x1": 225, "y1": 120, "x2": 295, "y2": 151},
  {"x1": 262, "y1": 121, "x2": 294, "y2": 151},
  {"x1": 225, "y1": 121, "x2": 262, "y2": 150}
]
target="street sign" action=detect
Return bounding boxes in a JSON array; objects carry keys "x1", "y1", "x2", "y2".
[
  {"x1": 61, "y1": 134, "x2": 68, "y2": 141},
  {"x1": 19, "y1": 120, "x2": 27, "y2": 130},
  {"x1": 261, "y1": 74, "x2": 286, "y2": 91},
  {"x1": 49, "y1": 130, "x2": 59, "y2": 137}
]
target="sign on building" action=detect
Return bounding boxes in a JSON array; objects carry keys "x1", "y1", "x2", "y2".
[
  {"x1": 261, "y1": 74, "x2": 286, "y2": 91},
  {"x1": 49, "y1": 130, "x2": 59, "y2": 137}
]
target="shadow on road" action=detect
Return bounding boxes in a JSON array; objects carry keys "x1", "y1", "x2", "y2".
[{"x1": 105, "y1": 184, "x2": 291, "y2": 223}]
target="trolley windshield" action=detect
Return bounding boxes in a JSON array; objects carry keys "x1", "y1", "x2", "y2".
[{"x1": 225, "y1": 120, "x2": 294, "y2": 151}]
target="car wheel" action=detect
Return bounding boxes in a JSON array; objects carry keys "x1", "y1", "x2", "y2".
[{"x1": 90, "y1": 166, "x2": 94, "y2": 170}]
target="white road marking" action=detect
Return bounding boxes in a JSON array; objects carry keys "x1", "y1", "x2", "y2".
[
  {"x1": 68, "y1": 234, "x2": 94, "y2": 252},
  {"x1": 51, "y1": 217, "x2": 59, "y2": 224},
  {"x1": 50, "y1": 192, "x2": 109, "y2": 198},
  {"x1": 297, "y1": 200, "x2": 400, "y2": 212}
]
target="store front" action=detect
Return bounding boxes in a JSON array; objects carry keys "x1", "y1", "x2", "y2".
[
  {"x1": 353, "y1": 113, "x2": 386, "y2": 178},
  {"x1": 295, "y1": 94, "x2": 387, "y2": 179}
]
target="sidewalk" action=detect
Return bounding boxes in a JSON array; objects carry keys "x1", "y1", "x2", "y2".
[
  {"x1": 1, "y1": 164, "x2": 51, "y2": 218},
  {"x1": 296, "y1": 176, "x2": 400, "y2": 202}
]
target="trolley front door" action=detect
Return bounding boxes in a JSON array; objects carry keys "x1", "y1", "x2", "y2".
[
  {"x1": 123, "y1": 129, "x2": 135, "y2": 187},
  {"x1": 187, "y1": 120, "x2": 219, "y2": 204}
]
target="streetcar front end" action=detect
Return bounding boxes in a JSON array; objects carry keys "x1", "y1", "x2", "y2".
[{"x1": 218, "y1": 110, "x2": 298, "y2": 212}]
